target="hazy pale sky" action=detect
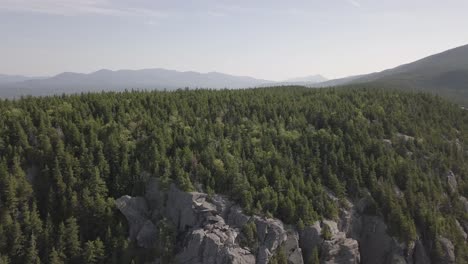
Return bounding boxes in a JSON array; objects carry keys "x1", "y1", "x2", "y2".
[{"x1": 1, "y1": 0, "x2": 467, "y2": 81}]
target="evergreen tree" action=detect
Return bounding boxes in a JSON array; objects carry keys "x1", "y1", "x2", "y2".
[
  {"x1": 23, "y1": 234, "x2": 40, "y2": 264},
  {"x1": 83, "y1": 238, "x2": 105, "y2": 264}
]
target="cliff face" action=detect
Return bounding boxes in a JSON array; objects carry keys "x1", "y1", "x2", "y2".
[
  {"x1": 115, "y1": 178, "x2": 450, "y2": 264},
  {"x1": 116, "y1": 178, "x2": 302, "y2": 264}
]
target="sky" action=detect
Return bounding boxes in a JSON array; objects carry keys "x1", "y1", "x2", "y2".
[{"x1": 0, "y1": 0, "x2": 467, "y2": 81}]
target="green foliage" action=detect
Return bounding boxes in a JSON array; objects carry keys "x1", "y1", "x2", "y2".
[
  {"x1": 48, "y1": 248, "x2": 65, "y2": 264},
  {"x1": 240, "y1": 221, "x2": 258, "y2": 250},
  {"x1": 83, "y1": 238, "x2": 105, "y2": 264},
  {"x1": 269, "y1": 247, "x2": 288, "y2": 264},
  {"x1": 0, "y1": 87, "x2": 467, "y2": 262},
  {"x1": 157, "y1": 218, "x2": 176, "y2": 263},
  {"x1": 23, "y1": 234, "x2": 40, "y2": 264},
  {"x1": 321, "y1": 224, "x2": 333, "y2": 241},
  {"x1": 307, "y1": 246, "x2": 320, "y2": 264}
]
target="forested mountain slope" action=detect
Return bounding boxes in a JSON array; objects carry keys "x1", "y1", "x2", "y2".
[
  {"x1": 0, "y1": 87, "x2": 467, "y2": 263},
  {"x1": 337, "y1": 44, "x2": 468, "y2": 105}
]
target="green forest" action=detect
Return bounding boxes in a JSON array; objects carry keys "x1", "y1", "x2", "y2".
[{"x1": 0, "y1": 86, "x2": 467, "y2": 263}]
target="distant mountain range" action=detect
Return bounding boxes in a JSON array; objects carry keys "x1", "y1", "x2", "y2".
[
  {"x1": 0, "y1": 69, "x2": 278, "y2": 98},
  {"x1": 0, "y1": 70, "x2": 333, "y2": 98},
  {"x1": 1, "y1": 44, "x2": 468, "y2": 103}
]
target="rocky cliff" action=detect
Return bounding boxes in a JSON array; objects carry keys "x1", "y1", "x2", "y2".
[
  {"x1": 116, "y1": 178, "x2": 303, "y2": 264},
  {"x1": 116, "y1": 178, "x2": 454, "y2": 264}
]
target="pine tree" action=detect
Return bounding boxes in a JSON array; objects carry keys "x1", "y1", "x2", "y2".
[
  {"x1": 49, "y1": 248, "x2": 65, "y2": 264},
  {"x1": 64, "y1": 217, "x2": 81, "y2": 260},
  {"x1": 83, "y1": 238, "x2": 105, "y2": 264},
  {"x1": 308, "y1": 246, "x2": 320, "y2": 264},
  {"x1": 24, "y1": 234, "x2": 41, "y2": 264},
  {"x1": 0, "y1": 160, "x2": 15, "y2": 210},
  {"x1": 0, "y1": 254, "x2": 10, "y2": 264}
]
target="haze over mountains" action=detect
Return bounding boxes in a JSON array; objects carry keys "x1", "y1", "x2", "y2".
[
  {"x1": 0, "y1": 44, "x2": 468, "y2": 104},
  {"x1": 0, "y1": 74, "x2": 43, "y2": 84},
  {"x1": 283, "y1": 74, "x2": 328, "y2": 83},
  {"x1": 0, "y1": 69, "x2": 276, "y2": 98}
]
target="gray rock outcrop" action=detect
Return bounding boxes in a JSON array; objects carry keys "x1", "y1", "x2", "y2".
[
  {"x1": 116, "y1": 179, "x2": 304, "y2": 264},
  {"x1": 341, "y1": 197, "x2": 417, "y2": 264},
  {"x1": 316, "y1": 219, "x2": 360, "y2": 264},
  {"x1": 321, "y1": 232, "x2": 360, "y2": 264},
  {"x1": 299, "y1": 219, "x2": 360, "y2": 264},
  {"x1": 447, "y1": 171, "x2": 458, "y2": 193},
  {"x1": 460, "y1": 196, "x2": 468, "y2": 212},
  {"x1": 115, "y1": 195, "x2": 158, "y2": 248},
  {"x1": 436, "y1": 237, "x2": 455, "y2": 264},
  {"x1": 118, "y1": 178, "x2": 450, "y2": 264},
  {"x1": 283, "y1": 230, "x2": 304, "y2": 264},
  {"x1": 176, "y1": 226, "x2": 256, "y2": 264}
]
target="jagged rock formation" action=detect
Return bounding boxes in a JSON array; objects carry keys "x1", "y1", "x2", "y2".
[
  {"x1": 283, "y1": 230, "x2": 304, "y2": 264},
  {"x1": 320, "y1": 220, "x2": 360, "y2": 264},
  {"x1": 117, "y1": 178, "x2": 459, "y2": 264},
  {"x1": 298, "y1": 220, "x2": 360, "y2": 264},
  {"x1": 116, "y1": 178, "x2": 303, "y2": 264},
  {"x1": 336, "y1": 196, "x2": 434, "y2": 264}
]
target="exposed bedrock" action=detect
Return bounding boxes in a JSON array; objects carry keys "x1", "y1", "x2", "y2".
[
  {"x1": 117, "y1": 178, "x2": 457, "y2": 264},
  {"x1": 116, "y1": 178, "x2": 303, "y2": 264}
]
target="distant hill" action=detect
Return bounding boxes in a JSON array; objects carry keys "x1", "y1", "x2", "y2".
[
  {"x1": 0, "y1": 69, "x2": 274, "y2": 98},
  {"x1": 0, "y1": 74, "x2": 44, "y2": 84},
  {"x1": 284, "y1": 74, "x2": 327, "y2": 83},
  {"x1": 317, "y1": 44, "x2": 468, "y2": 105}
]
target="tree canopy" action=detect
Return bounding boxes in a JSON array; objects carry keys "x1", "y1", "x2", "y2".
[{"x1": 0, "y1": 86, "x2": 467, "y2": 263}]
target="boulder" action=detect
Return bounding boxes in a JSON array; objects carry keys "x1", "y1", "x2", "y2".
[
  {"x1": 447, "y1": 171, "x2": 458, "y2": 193},
  {"x1": 436, "y1": 237, "x2": 455, "y2": 264},
  {"x1": 321, "y1": 234, "x2": 360, "y2": 264},
  {"x1": 322, "y1": 220, "x2": 339, "y2": 236}
]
